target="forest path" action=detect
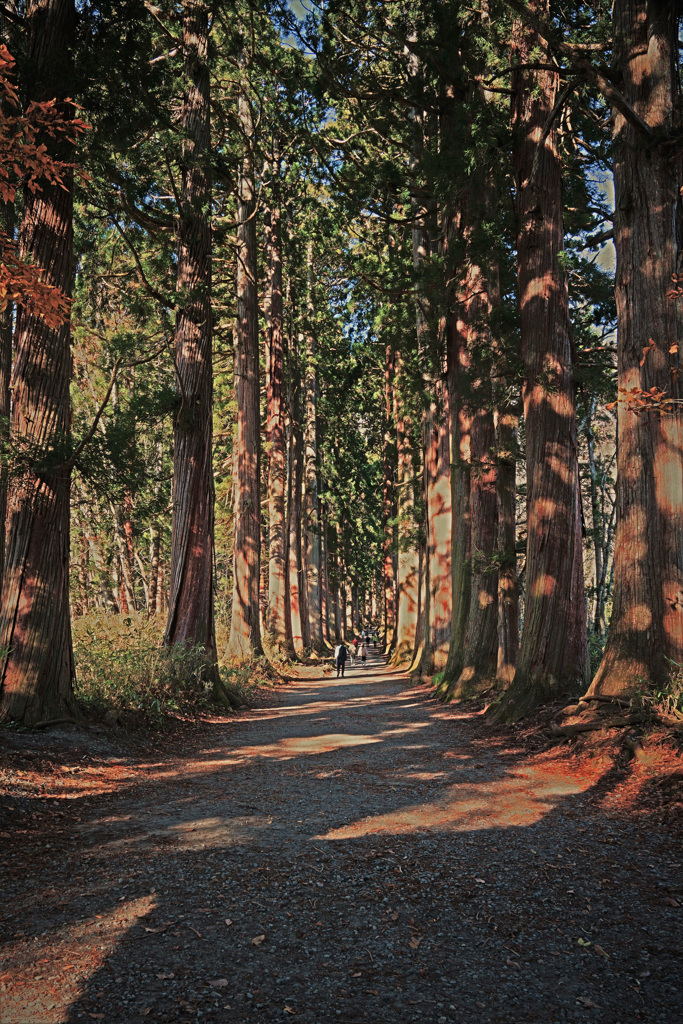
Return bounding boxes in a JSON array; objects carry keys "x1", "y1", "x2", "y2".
[{"x1": 1, "y1": 649, "x2": 682, "y2": 1023}]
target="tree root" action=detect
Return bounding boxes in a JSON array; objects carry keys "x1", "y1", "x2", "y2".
[
  {"x1": 29, "y1": 717, "x2": 82, "y2": 731},
  {"x1": 578, "y1": 694, "x2": 631, "y2": 708},
  {"x1": 550, "y1": 715, "x2": 644, "y2": 738}
]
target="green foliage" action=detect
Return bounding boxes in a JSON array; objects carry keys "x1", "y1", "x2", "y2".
[{"x1": 72, "y1": 614, "x2": 261, "y2": 724}]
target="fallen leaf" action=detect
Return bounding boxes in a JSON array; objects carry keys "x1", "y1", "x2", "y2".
[
  {"x1": 156, "y1": 972, "x2": 174, "y2": 980},
  {"x1": 390, "y1": 912, "x2": 399, "y2": 921},
  {"x1": 475, "y1": 878, "x2": 486, "y2": 884},
  {"x1": 352, "y1": 971, "x2": 362, "y2": 977},
  {"x1": 140, "y1": 1010, "x2": 151, "y2": 1017},
  {"x1": 224, "y1": 918, "x2": 233, "y2": 926},
  {"x1": 664, "y1": 897, "x2": 680, "y2": 907},
  {"x1": 577, "y1": 997, "x2": 600, "y2": 1009},
  {"x1": 284, "y1": 1007, "x2": 297, "y2": 1015},
  {"x1": 409, "y1": 935, "x2": 422, "y2": 949},
  {"x1": 593, "y1": 944, "x2": 610, "y2": 958},
  {"x1": 252, "y1": 934, "x2": 266, "y2": 946}
]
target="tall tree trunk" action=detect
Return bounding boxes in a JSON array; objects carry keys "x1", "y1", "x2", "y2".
[
  {"x1": 589, "y1": 0, "x2": 683, "y2": 696},
  {"x1": 227, "y1": 72, "x2": 263, "y2": 660},
  {"x1": 165, "y1": 2, "x2": 218, "y2": 673},
  {"x1": 451, "y1": 401, "x2": 498, "y2": 695},
  {"x1": 111, "y1": 500, "x2": 136, "y2": 614},
  {"x1": 0, "y1": 0, "x2": 76, "y2": 725},
  {"x1": 0, "y1": 193, "x2": 14, "y2": 587},
  {"x1": 264, "y1": 146, "x2": 287, "y2": 648},
  {"x1": 382, "y1": 345, "x2": 396, "y2": 653},
  {"x1": 287, "y1": 392, "x2": 304, "y2": 655},
  {"x1": 392, "y1": 354, "x2": 420, "y2": 664},
  {"x1": 304, "y1": 243, "x2": 323, "y2": 650},
  {"x1": 442, "y1": 289, "x2": 472, "y2": 689},
  {"x1": 495, "y1": 404, "x2": 519, "y2": 687},
  {"x1": 494, "y1": 12, "x2": 589, "y2": 719},
  {"x1": 426, "y1": 371, "x2": 452, "y2": 670},
  {"x1": 451, "y1": 251, "x2": 500, "y2": 696},
  {"x1": 148, "y1": 430, "x2": 163, "y2": 614}
]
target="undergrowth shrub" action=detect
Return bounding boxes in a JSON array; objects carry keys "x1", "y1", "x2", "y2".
[{"x1": 72, "y1": 613, "x2": 266, "y2": 724}]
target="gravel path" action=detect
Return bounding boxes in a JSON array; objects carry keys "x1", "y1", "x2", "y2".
[{"x1": 1, "y1": 650, "x2": 682, "y2": 1023}]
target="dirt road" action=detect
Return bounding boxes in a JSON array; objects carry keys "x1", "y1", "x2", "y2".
[{"x1": 1, "y1": 651, "x2": 681, "y2": 1023}]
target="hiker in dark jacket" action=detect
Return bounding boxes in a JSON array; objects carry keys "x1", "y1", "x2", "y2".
[{"x1": 334, "y1": 641, "x2": 348, "y2": 678}]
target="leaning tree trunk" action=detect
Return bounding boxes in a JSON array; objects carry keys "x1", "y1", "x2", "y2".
[
  {"x1": 164, "y1": 2, "x2": 218, "y2": 675},
  {"x1": 264, "y1": 150, "x2": 287, "y2": 650},
  {"x1": 494, "y1": 13, "x2": 589, "y2": 720},
  {"x1": 227, "y1": 75, "x2": 263, "y2": 660},
  {"x1": 589, "y1": 0, "x2": 683, "y2": 697},
  {"x1": 0, "y1": 0, "x2": 76, "y2": 725}
]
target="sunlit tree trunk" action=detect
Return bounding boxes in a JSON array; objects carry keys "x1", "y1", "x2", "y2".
[
  {"x1": 0, "y1": 193, "x2": 13, "y2": 586},
  {"x1": 164, "y1": 2, "x2": 218, "y2": 673},
  {"x1": 589, "y1": 0, "x2": 683, "y2": 696},
  {"x1": 443, "y1": 289, "x2": 472, "y2": 688},
  {"x1": 392, "y1": 355, "x2": 420, "y2": 665},
  {"x1": 264, "y1": 145, "x2": 287, "y2": 649},
  {"x1": 0, "y1": 0, "x2": 76, "y2": 725},
  {"x1": 148, "y1": 428, "x2": 164, "y2": 614},
  {"x1": 495, "y1": 12, "x2": 589, "y2": 719},
  {"x1": 383, "y1": 345, "x2": 396, "y2": 653},
  {"x1": 452, "y1": 404, "x2": 498, "y2": 695},
  {"x1": 287, "y1": 384, "x2": 304, "y2": 655},
  {"x1": 227, "y1": 73, "x2": 262, "y2": 660},
  {"x1": 303, "y1": 243, "x2": 323, "y2": 651},
  {"x1": 452, "y1": 255, "x2": 499, "y2": 696},
  {"x1": 426, "y1": 371, "x2": 452, "y2": 670},
  {"x1": 495, "y1": 403, "x2": 519, "y2": 686}
]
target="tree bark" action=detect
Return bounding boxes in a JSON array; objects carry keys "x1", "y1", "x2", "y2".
[
  {"x1": 287, "y1": 386, "x2": 304, "y2": 655},
  {"x1": 303, "y1": 243, "x2": 323, "y2": 651},
  {"x1": 589, "y1": 0, "x2": 683, "y2": 696},
  {"x1": 0, "y1": 0, "x2": 76, "y2": 725},
  {"x1": 227, "y1": 72, "x2": 263, "y2": 660},
  {"x1": 494, "y1": 10, "x2": 589, "y2": 719},
  {"x1": 452, "y1": 401, "x2": 498, "y2": 696},
  {"x1": 426, "y1": 371, "x2": 452, "y2": 670},
  {"x1": 264, "y1": 147, "x2": 287, "y2": 648},
  {"x1": 0, "y1": 192, "x2": 14, "y2": 587},
  {"x1": 382, "y1": 345, "x2": 396, "y2": 653},
  {"x1": 495, "y1": 404, "x2": 519, "y2": 686},
  {"x1": 164, "y1": 2, "x2": 218, "y2": 673},
  {"x1": 392, "y1": 354, "x2": 420, "y2": 665},
  {"x1": 443, "y1": 288, "x2": 472, "y2": 688}
]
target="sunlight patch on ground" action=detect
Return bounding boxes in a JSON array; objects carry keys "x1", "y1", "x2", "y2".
[
  {"x1": 91, "y1": 814, "x2": 275, "y2": 856},
  {"x1": 1, "y1": 895, "x2": 156, "y2": 1023},
  {"x1": 314, "y1": 767, "x2": 593, "y2": 840}
]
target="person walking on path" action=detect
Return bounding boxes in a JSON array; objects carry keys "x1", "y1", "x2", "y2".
[
  {"x1": 360, "y1": 641, "x2": 368, "y2": 667},
  {"x1": 351, "y1": 637, "x2": 359, "y2": 667},
  {"x1": 334, "y1": 641, "x2": 348, "y2": 678}
]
